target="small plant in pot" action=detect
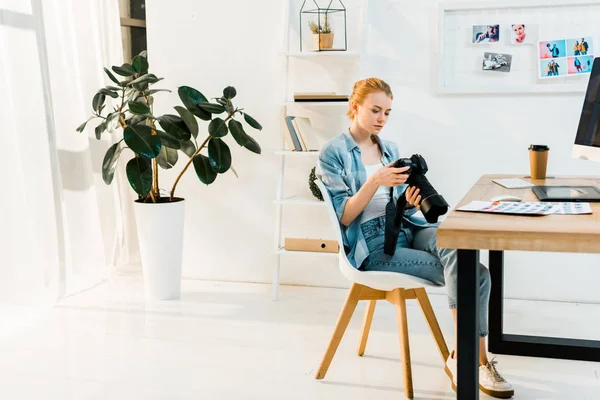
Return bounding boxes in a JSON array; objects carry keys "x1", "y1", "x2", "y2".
[
  {"x1": 308, "y1": 14, "x2": 333, "y2": 50},
  {"x1": 76, "y1": 50, "x2": 262, "y2": 300}
]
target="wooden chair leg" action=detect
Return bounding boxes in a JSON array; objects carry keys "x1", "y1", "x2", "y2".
[
  {"x1": 414, "y1": 288, "x2": 450, "y2": 363},
  {"x1": 393, "y1": 288, "x2": 414, "y2": 399},
  {"x1": 357, "y1": 300, "x2": 376, "y2": 356},
  {"x1": 314, "y1": 283, "x2": 362, "y2": 380}
]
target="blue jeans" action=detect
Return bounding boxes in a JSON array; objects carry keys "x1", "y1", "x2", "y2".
[{"x1": 359, "y1": 215, "x2": 491, "y2": 337}]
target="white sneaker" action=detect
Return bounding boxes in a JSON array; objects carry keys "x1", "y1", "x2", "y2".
[
  {"x1": 479, "y1": 358, "x2": 514, "y2": 398},
  {"x1": 445, "y1": 352, "x2": 514, "y2": 399},
  {"x1": 444, "y1": 350, "x2": 458, "y2": 391}
]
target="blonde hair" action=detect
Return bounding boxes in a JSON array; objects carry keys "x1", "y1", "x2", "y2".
[{"x1": 346, "y1": 77, "x2": 393, "y2": 119}]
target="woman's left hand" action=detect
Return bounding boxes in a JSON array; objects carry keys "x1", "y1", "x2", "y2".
[{"x1": 405, "y1": 186, "x2": 421, "y2": 209}]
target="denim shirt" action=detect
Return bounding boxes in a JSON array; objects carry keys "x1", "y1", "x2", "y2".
[{"x1": 316, "y1": 132, "x2": 436, "y2": 269}]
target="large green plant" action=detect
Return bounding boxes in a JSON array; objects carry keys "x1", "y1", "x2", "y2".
[{"x1": 76, "y1": 50, "x2": 262, "y2": 202}]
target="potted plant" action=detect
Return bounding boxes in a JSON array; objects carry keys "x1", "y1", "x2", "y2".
[
  {"x1": 308, "y1": 14, "x2": 333, "y2": 50},
  {"x1": 76, "y1": 50, "x2": 262, "y2": 300}
]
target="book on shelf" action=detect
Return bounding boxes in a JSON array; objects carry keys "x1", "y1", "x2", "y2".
[
  {"x1": 293, "y1": 92, "x2": 349, "y2": 102},
  {"x1": 283, "y1": 116, "x2": 320, "y2": 151}
]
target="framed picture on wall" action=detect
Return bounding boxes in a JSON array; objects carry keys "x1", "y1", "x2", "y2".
[
  {"x1": 482, "y1": 52, "x2": 512, "y2": 72},
  {"x1": 472, "y1": 25, "x2": 500, "y2": 43},
  {"x1": 510, "y1": 24, "x2": 538, "y2": 44}
]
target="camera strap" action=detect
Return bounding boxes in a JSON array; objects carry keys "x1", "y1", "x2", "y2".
[{"x1": 384, "y1": 187, "x2": 406, "y2": 256}]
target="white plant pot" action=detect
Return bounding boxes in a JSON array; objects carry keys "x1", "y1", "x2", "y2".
[{"x1": 133, "y1": 198, "x2": 185, "y2": 300}]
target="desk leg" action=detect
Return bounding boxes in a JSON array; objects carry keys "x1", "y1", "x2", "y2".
[
  {"x1": 487, "y1": 250, "x2": 600, "y2": 361},
  {"x1": 488, "y1": 250, "x2": 504, "y2": 352},
  {"x1": 457, "y1": 249, "x2": 479, "y2": 400}
]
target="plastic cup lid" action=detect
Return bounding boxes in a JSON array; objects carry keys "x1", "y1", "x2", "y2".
[{"x1": 529, "y1": 144, "x2": 549, "y2": 151}]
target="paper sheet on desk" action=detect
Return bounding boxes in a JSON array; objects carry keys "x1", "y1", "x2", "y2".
[
  {"x1": 457, "y1": 201, "x2": 559, "y2": 215},
  {"x1": 538, "y1": 202, "x2": 592, "y2": 214}
]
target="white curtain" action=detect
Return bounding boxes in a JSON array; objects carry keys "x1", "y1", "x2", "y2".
[{"x1": 0, "y1": 0, "x2": 138, "y2": 335}]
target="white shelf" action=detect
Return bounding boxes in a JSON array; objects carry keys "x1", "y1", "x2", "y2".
[
  {"x1": 274, "y1": 195, "x2": 325, "y2": 206},
  {"x1": 275, "y1": 247, "x2": 339, "y2": 257},
  {"x1": 285, "y1": 101, "x2": 348, "y2": 107},
  {"x1": 275, "y1": 150, "x2": 320, "y2": 156},
  {"x1": 281, "y1": 51, "x2": 361, "y2": 58}
]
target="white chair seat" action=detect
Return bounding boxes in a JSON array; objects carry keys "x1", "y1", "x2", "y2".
[{"x1": 338, "y1": 254, "x2": 441, "y2": 291}]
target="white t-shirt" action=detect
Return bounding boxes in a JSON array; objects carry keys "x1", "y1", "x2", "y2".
[{"x1": 360, "y1": 163, "x2": 390, "y2": 224}]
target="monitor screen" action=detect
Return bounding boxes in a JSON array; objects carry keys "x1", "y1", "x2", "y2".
[{"x1": 575, "y1": 58, "x2": 600, "y2": 148}]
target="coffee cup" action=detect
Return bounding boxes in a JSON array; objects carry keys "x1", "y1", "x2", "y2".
[{"x1": 528, "y1": 144, "x2": 549, "y2": 179}]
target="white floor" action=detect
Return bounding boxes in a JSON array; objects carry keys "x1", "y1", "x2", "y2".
[{"x1": 0, "y1": 276, "x2": 599, "y2": 400}]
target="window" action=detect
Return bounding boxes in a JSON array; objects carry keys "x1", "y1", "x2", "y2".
[{"x1": 119, "y1": 0, "x2": 146, "y2": 62}]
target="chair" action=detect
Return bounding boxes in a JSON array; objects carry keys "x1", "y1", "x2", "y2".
[{"x1": 314, "y1": 179, "x2": 450, "y2": 399}]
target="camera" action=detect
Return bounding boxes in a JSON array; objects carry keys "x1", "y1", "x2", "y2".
[{"x1": 393, "y1": 154, "x2": 449, "y2": 223}]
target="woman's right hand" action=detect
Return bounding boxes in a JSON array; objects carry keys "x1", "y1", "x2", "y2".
[{"x1": 370, "y1": 161, "x2": 410, "y2": 187}]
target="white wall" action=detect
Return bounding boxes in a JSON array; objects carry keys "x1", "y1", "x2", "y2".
[{"x1": 146, "y1": 0, "x2": 600, "y2": 303}]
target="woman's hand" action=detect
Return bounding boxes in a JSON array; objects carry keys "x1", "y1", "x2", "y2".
[
  {"x1": 369, "y1": 161, "x2": 410, "y2": 187},
  {"x1": 405, "y1": 186, "x2": 421, "y2": 209}
]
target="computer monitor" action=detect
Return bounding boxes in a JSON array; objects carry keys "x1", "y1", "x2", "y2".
[{"x1": 573, "y1": 58, "x2": 600, "y2": 162}]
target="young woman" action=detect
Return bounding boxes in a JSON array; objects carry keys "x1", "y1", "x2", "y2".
[
  {"x1": 316, "y1": 78, "x2": 514, "y2": 399},
  {"x1": 511, "y1": 24, "x2": 527, "y2": 43}
]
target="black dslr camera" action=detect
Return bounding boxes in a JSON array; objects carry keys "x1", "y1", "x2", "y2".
[{"x1": 384, "y1": 154, "x2": 449, "y2": 255}]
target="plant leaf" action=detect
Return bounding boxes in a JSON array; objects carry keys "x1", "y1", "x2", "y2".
[
  {"x1": 243, "y1": 112, "x2": 262, "y2": 131},
  {"x1": 228, "y1": 119, "x2": 249, "y2": 146},
  {"x1": 105, "y1": 85, "x2": 121, "y2": 91},
  {"x1": 243, "y1": 135, "x2": 261, "y2": 154},
  {"x1": 208, "y1": 117, "x2": 228, "y2": 138},
  {"x1": 76, "y1": 116, "x2": 94, "y2": 132},
  {"x1": 223, "y1": 86, "x2": 236, "y2": 99},
  {"x1": 123, "y1": 125, "x2": 161, "y2": 158},
  {"x1": 208, "y1": 138, "x2": 231, "y2": 173},
  {"x1": 92, "y1": 93, "x2": 106, "y2": 112},
  {"x1": 112, "y1": 63, "x2": 135, "y2": 77},
  {"x1": 156, "y1": 129, "x2": 181, "y2": 149},
  {"x1": 128, "y1": 73, "x2": 161, "y2": 87},
  {"x1": 98, "y1": 88, "x2": 119, "y2": 98},
  {"x1": 180, "y1": 140, "x2": 196, "y2": 158},
  {"x1": 95, "y1": 121, "x2": 106, "y2": 140},
  {"x1": 174, "y1": 106, "x2": 198, "y2": 139},
  {"x1": 104, "y1": 67, "x2": 120, "y2": 84},
  {"x1": 197, "y1": 102, "x2": 226, "y2": 114},
  {"x1": 131, "y1": 54, "x2": 149, "y2": 74},
  {"x1": 128, "y1": 100, "x2": 151, "y2": 115},
  {"x1": 126, "y1": 156, "x2": 152, "y2": 196},
  {"x1": 106, "y1": 112, "x2": 122, "y2": 133},
  {"x1": 102, "y1": 141, "x2": 124, "y2": 184},
  {"x1": 157, "y1": 114, "x2": 191, "y2": 141},
  {"x1": 126, "y1": 114, "x2": 146, "y2": 126},
  {"x1": 178, "y1": 86, "x2": 211, "y2": 121},
  {"x1": 146, "y1": 89, "x2": 171, "y2": 95},
  {"x1": 157, "y1": 145, "x2": 178, "y2": 169},
  {"x1": 193, "y1": 154, "x2": 217, "y2": 185}
]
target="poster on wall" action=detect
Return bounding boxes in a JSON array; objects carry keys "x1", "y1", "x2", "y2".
[
  {"x1": 482, "y1": 52, "x2": 512, "y2": 72},
  {"x1": 566, "y1": 37, "x2": 594, "y2": 75},
  {"x1": 472, "y1": 25, "x2": 500, "y2": 43},
  {"x1": 510, "y1": 24, "x2": 538, "y2": 44},
  {"x1": 538, "y1": 37, "x2": 595, "y2": 78},
  {"x1": 538, "y1": 40, "x2": 567, "y2": 78}
]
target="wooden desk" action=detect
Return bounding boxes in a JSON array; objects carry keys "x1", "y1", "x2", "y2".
[{"x1": 437, "y1": 174, "x2": 600, "y2": 400}]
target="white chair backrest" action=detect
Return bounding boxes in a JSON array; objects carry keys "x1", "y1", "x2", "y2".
[
  {"x1": 315, "y1": 179, "x2": 345, "y2": 251},
  {"x1": 315, "y1": 179, "x2": 358, "y2": 276}
]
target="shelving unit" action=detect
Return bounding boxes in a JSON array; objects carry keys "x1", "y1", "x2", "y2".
[{"x1": 272, "y1": 0, "x2": 369, "y2": 300}]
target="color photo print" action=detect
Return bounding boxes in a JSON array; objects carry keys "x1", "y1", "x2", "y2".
[
  {"x1": 482, "y1": 52, "x2": 512, "y2": 73},
  {"x1": 538, "y1": 37, "x2": 595, "y2": 79}
]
